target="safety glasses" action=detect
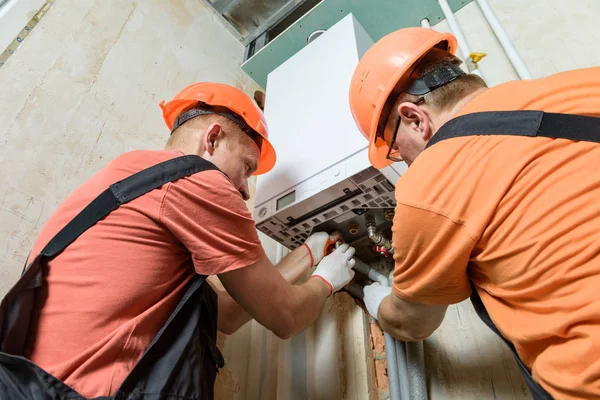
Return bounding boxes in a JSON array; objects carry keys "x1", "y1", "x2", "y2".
[
  {"x1": 385, "y1": 113, "x2": 403, "y2": 163},
  {"x1": 381, "y1": 97, "x2": 425, "y2": 163}
]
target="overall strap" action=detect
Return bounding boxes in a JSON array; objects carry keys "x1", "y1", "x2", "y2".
[
  {"x1": 470, "y1": 285, "x2": 553, "y2": 399},
  {"x1": 426, "y1": 110, "x2": 600, "y2": 150},
  {"x1": 39, "y1": 155, "x2": 219, "y2": 259},
  {"x1": 0, "y1": 155, "x2": 220, "y2": 354},
  {"x1": 420, "y1": 111, "x2": 595, "y2": 398}
]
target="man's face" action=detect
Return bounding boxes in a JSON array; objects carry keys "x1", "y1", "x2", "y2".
[
  {"x1": 209, "y1": 126, "x2": 260, "y2": 201},
  {"x1": 382, "y1": 100, "x2": 433, "y2": 166}
]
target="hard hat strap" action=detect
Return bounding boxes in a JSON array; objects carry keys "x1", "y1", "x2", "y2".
[
  {"x1": 405, "y1": 64, "x2": 466, "y2": 96},
  {"x1": 172, "y1": 103, "x2": 263, "y2": 153},
  {"x1": 376, "y1": 64, "x2": 465, "y2": 145}
]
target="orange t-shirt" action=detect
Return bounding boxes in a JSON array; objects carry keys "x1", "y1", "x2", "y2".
[
  {"x1": 25, "y1": 150, "x2": 264, "y2": 397},
  {"x1": 391, "y1": 67, "x2": 600, "y2": 399}
]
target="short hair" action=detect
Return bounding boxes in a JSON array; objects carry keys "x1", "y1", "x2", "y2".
[
  {"x1": 397, "y1": 48, "x2": 487, "y2": 112},
  {"x1": 166, "y1": 112, "x2": 242, "y2": 149}
]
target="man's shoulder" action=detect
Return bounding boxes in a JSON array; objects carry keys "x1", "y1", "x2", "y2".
[
  {"x1": 103, "y1": 150, "x2": 226, "y2": 188},
  {"x1": 108, "y1": 150, "x2": 181, "y2": 169},
  {"x1": 394, "y1": 133, "x2": 514, "y2": 218},
  {"x1": 111, "y1": 150, "x2": 225, "y2": 180}
]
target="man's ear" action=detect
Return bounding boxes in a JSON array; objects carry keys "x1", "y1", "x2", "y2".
[
  {"x1": 203, "y1": 123, "x2": 223, "y2": 156},
  {"x1": 397, "y1": 102, "x2": 432, "y2": 141}
]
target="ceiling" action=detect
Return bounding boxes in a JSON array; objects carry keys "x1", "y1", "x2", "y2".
[{"x1": 205, "y1": 0, "x2": 321, "y2": 59}]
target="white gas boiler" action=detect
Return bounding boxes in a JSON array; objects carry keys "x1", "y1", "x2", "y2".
[{"x1": 253, "y1": 14, "x2": 406, "y2": 255}]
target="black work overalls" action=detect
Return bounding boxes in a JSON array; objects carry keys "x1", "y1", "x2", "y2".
[
  {"x1": 426, "y1": 110, "x2": 600, "y2": 400},
  {"x1": 0, "y1": 155, "x2": 224, "y2": 399}
]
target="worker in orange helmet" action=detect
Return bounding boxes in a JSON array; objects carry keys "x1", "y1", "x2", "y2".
[
  {"x1": 350, "y1": 27, "x2": 600, "y2": 399},
  {"x1": 0, "y1": 82, "x2": 356, "y2": 399}
]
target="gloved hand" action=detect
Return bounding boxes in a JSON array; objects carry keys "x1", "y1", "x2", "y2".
[
  {"x1": 311, "y1": 244, "x2": 356, "y2": 296},
  {"x1": 303, "y1": 231, "x2": 341, "y2": 267},
  {"x1": 363, "y1": 282, "x2": 392, "y2": 320}
]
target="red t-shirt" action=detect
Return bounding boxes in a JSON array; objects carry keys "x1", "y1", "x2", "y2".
[{"x1": 25, "y1": 150, "x2": 264, "y2": 397}]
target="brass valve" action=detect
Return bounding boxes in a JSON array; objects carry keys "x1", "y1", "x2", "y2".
[
  {"x1": 469, "y1": 52, "x2": 487, "y2": 63},
  {"x1": 466, "y1": 51, "x2": 487, "y2": 72}
]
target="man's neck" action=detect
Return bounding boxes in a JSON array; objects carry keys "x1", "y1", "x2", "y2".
[
  {"x1": 164, "y1": 140, "x2": 202, "y2": 156},
  {"x1": 432, "y1": 87, "x2": 487, "y2": 132},
  {"x1": 165, "y1": 144, "x2": 194, "y2": 155}
]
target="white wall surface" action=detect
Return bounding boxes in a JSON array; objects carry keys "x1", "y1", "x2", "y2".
[{"x1": 0, "y1": 0, "x2": 258, "y2": 297}]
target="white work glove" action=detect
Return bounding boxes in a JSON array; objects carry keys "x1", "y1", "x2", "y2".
[
  {"x1": 363, "y1": 282, "x2": 392, "y2": 320},
  {"x1": 311, "y1": 244, "x2": 356, "y2": 296},
  {"x1": 303, "y1": 231, "x2": 341, "y2": 266}
]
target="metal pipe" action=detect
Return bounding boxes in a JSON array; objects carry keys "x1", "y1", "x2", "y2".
[
  {"x1": 365, "y1": 215, "x2": 394, "y2": 252},
  {"x1": 384, "y1": 332, "x2": 402, "y2": 400},
  {"x1": 352, "y1": 259, "x2": 428, "y2": 398},
  {"x1": 437, "y1": 0, "x2": 473, "y2": 59},
  {"x1": 437, "y1": 0, "x2": 483, "y2": 78},
  {"x1": 420, "y1": 18, "x2": 431, "y2": 29},
  {"x1": 396, "y1": 339, "x2": 411, "y2": 399},
  {"x1": 352, "y1": 257, "x2": 388, "y2": 286},
  {"x1": 406, "y1": 341, "x2": 428, "y2": 399},
  {"x1": 346, "y1": 282, "x2": 364, "y2": 299},
  {"x1": 387, "y1": 268, "x2": 411, "y2": 399},
  {"x1": 351, "y1": 257, "x2": 401, "y2": 400},
  {"x1": 382, "y1": 273, "x2": 401, "y2": 400},
  {"x1": 475, "y1": 0, "x2": 532, "y2": 79}
]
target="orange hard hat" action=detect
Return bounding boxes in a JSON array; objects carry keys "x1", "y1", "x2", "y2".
[
  {"x1": 349, "y1": 28, "x2": 458, "y2": 169},
  {"x1": 159, "y1": 82, "x2": 276, "y2": 175}
]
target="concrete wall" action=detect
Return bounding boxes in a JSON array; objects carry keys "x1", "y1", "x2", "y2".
[{"x1": 0, "y1": 0, "x2": 258, "y2": 296}]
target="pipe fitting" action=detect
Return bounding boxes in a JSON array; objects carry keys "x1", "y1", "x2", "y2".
[
  {"x1": 365, "y1": 214, "x2": 393, "y2": 251},
  {"x1": 348, "y1": 257, "x2": 401, "y2": 399},
  {"x1": 348, "y1": 221, "x2": 359, "y2": 235},
  {"x1": 384, "y1": 209, "x2": 395, "y2": 221},
  {"x1": 352, "y1": 257, "x2": 388, "y2": 286}
]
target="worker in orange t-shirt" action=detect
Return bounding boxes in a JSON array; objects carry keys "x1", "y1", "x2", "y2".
[
  {"x1": 0, "y1": 83, "x2": 356, "y2": 399},
  {"x1": 349, "y1": 28, "x2": 600, "y2": 399}
]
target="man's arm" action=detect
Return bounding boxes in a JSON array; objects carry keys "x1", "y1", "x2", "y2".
[
  {"x1": 209, "y1": 244, "x2": 314, "y2": 335},
  {"x1": 218, "y1": 244, "x2": 355, "y2": 339},
  {"x1": 362, "y1": 203, "x2": 476, "y2": 340},
  {"x1": 159, "y1": 172, "x2": 350, "y2": 337},
  {"x1": 378, "y1": 293, "x2": 447, "y2": 341}
]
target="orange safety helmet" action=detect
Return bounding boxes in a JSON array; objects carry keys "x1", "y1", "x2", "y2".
[
  {"x1": 349, "y1": 28, "x2": 458, "y2": 169},
  {"x1": 159, "y1": 82, "x2": 276, "y2": 175}
]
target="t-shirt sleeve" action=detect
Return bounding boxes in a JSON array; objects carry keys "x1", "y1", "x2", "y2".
[
  {"x1": 160, "y1": 170, "x2": 265, "y2": 275},
  {"x1": 391, "y1": 202, "x2": 476, "y2": 305}
]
